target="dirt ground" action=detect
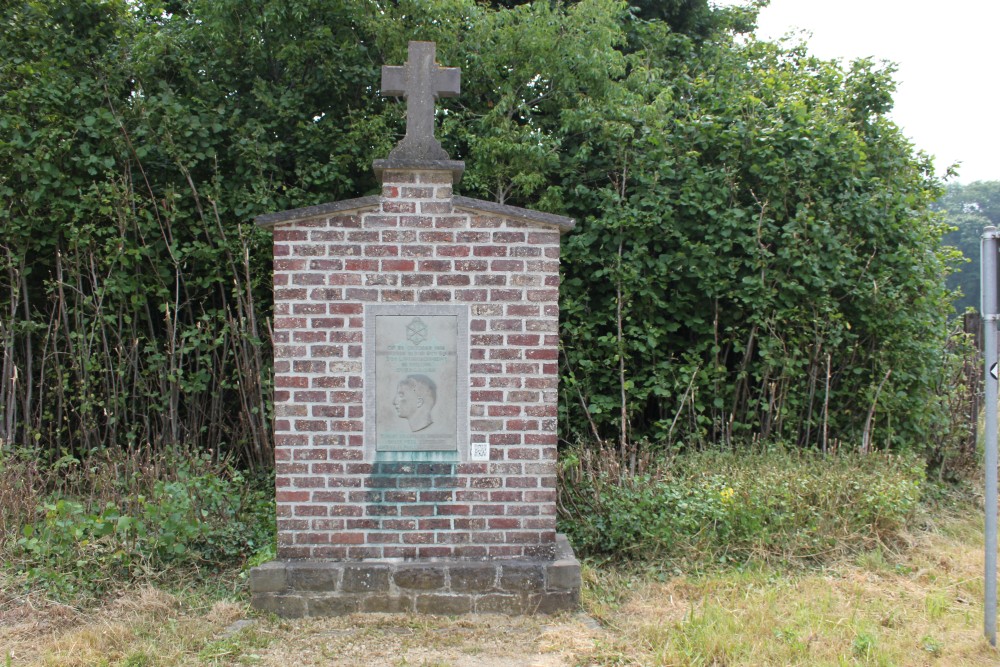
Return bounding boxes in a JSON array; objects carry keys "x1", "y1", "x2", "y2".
[{"x1": 0, "y1": 585, "x2": 601, "y2": 667}]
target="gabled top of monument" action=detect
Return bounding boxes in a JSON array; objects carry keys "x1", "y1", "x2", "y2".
[{"x1": 373, "y1": 41, "x2": 465, "y2": 182}]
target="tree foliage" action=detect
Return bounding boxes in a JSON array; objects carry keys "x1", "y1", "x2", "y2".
[
  {"x1": 0, "y1": 0, "x2": 961, "y2": 467},
  {"x1": 935, "y1": 181, "x2": 1000, "y2": 313}
]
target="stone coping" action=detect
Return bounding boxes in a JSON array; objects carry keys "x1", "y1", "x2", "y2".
[
  {"x1": 255, "y1": 195, "x2": 380, "y2": 228},
  {"x1": 452, "y1": 196, "x2": 574, "y2": 232},
  {"x1": 373, "y1": 158, "x2": 466, "y2": 182},
  {"x1": 254, "y1": 192, "x2": 575, "y2": 233},
  {"x1": 250, "y1": 534, "x2": 581, "y2": 617}
]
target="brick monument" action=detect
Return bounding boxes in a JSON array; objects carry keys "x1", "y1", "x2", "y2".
[{"x1": 249, "y1": 41, "x2": 581, "y2": 616}]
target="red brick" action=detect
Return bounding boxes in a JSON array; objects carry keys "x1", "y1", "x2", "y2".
[
  {"x1": 330, "y1": 420, "x2": 363, "y2": 431},
  {"x1": 436, "y1": 504, "x2": 471, "y2": 516},
  {"x1": 311, "y1": 374, "x2": 345, "y2": 386},
  {"x1": 489, "y1": 289, "x2": 522, "y2": 301},
  {"x1": 383, "y1": 546, "x2": 420, "y2": 558},
  {"x1": 293, "y1": 391, "x2": 326, "y2": 403},
  {"x1": 401, "y1": 505, "x2": 435, "y2": 517},
  {"x1": 292, "y1": 303, "x2": 327, "y2": 315},
  {"x1": 313, "y1": 231, "x2": 348, "y2": 241},
  {"x1": 383, "y1": 290, "x2": 415, "y2": 301},
  {"x1": 456, "y1": 231, "x2": 490, "y2": 243},
  {"x1": 455, "y1": 289, "x2": 487, "y2": 301},
  {"x1": 491, "y1": 490, "x2": 524, "y2": 502},
  {"x1": 455, "y1": 260, "x2": 488, "y2": 271},
  {"x1": 345, "y1": 288, "x2": 378, "y2": 300},
  {"x1": 328, "y1": 303, "x2": 364, "y2": 314},
  {"x1": 364, "y1": 245, "x2": 399, "y2": 257},
  {"x1": 344, "y1": 259, "x2": 380, "y2": 271},
  {"x1": 274, "y1": 230, "x2": 308, "y2": 241},
  {"x1": 276, "y1": 491, "x2": 310, "y2": 502},
  {"x1": 326, "y1": 244, "x2": 362, "y2": 256},
  {"x1": 400, "y1": 217, "x2": 434, "y2": 229},
  {"x1": 381, "y1": 230, "x2": 417, "y2": 243},
  {"x1": 311, "y1": 317, "x2": 345, "y2": 328},
  {"x1": 294, "y1": 332, "x2": 328, "y2": 345},
  {"x1": 274, "y1": 288, "x2": 307, "y2": 301},
  {"x1": 473, "y1": 245, "x2": 508, "y2": 257},
  {"x1": 293, "y1": 504, "x2": 328, "y2": 516},
  {"x1": 436, "y1": 245, "x2": 470, "y2": 257},
  {"x1": 489, "y1": 348, "x2": 522, "y2": 360},
  {"x1": 311, "y1": 405, "x2": 345, "y2": 418},
  {"x1": 309, "y1": 288, "x2": 344, "y2": 301},
  {"x1": 528, "y1": 232, "x2": 560, "y2": 244},
  {"x1": 311, "y1": 463, "x2": 345, "y2": 475},
  {"x1": 474, "y1": 274, "x2": 506, "y2": 286},
  {"x1": 309, "y1": 345, "x2": 343, "y2": 358},
  {"x1": 490, "y1": 260, "x2": 524, "y2": 272},
  {"x1": 437, "y1": 274, "x2": 471, "y2": 286},
  {"x1": 418, "y1": 546, "x2": 453, "y2": 558},
  {"x1": 347, "y1": 546, "x2": 384, "y2": 558},
  {"x1": 507, "y1": 334, "x2": 540, "y2": 346},
  {"x1": 327, "y1": 274, "x2": 363, "y2": 285},
  {"x1": 510, "y1": 246, "x2": 542, "y2": 257},
  {"x1": 381, "y1": 259, "x2": 415, "y2": 271},
  {"x1": 328, "y1": 214, "x2": 363, "y2": 228},
  {"x1": 420, "y1": 231, "x2": 454, "y2": 243},
  {"x1": 418, "y1": 260, "x2": 452, "y2": 272},
  {"x1": 526, "y1": 405, "x2": 557, "y2": 417},
  {"x1": 275, "y1": 259, "x2": 307, "y2": 271},
  {"x1": 528, "y1": 289, "x2": 560, "y2": 302},
  {"x1": 488, "y1": 405, "x2": 522, "y2": 417},
  {"x1": 365, "y1": 533, "x2": 400, "y2": 544}
]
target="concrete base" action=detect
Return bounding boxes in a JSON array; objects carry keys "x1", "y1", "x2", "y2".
[{"x1": 249, "y1": 534, "x2": 581, "y2": 617}]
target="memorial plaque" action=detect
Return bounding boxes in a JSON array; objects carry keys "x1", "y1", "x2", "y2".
[{"x1": 366, "y1": 305, "x2": 468, "y2": 453}]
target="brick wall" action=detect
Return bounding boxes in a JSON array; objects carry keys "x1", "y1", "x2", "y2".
[{"x1": 266, "y1": 168, "x2": 568, "y2": 561}]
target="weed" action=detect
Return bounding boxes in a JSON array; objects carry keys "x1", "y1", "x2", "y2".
[
  {"x1": 853, "y1": 630, "x2": 877, "y2": 659},
  {"x1": 560, "y1": 443, "x2": 924, "y2": 567},
  {"x1": 921, "y1": 634, "x2": 944, "y2": 656},
  {"x1": 925, "y1": 591, "x2": 951, "y2": 620},
  {"x1": 2, "y1": 445, "x2": 275, "y2": 602}
]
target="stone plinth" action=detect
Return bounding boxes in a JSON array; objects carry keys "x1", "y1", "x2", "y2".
[{"x1": 250, "y1": 534, "x2": 580, "y2": 617}]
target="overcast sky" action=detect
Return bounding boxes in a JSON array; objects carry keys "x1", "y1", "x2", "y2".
[{"x1": 714, "y1": 0, "x2": 999, "y2": 184}]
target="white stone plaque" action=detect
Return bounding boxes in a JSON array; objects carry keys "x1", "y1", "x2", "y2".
[{"x1": 365, "y1": 305, "x2": 468, "y2": 453}]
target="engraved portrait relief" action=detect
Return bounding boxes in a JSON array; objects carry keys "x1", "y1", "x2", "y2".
[
  {"x1": 373, "y1": 314, "x2": 458, "y2": 451},
  {"x1": 393, "y1": 374, "x2": 436, "y2": 432}
]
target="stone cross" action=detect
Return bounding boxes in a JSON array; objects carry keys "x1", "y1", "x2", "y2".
[{"x1": 381, "y1": 41, "x2": 460, "y2": 162}]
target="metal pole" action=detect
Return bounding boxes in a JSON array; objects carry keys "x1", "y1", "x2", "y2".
[{"x1": 982, "y1": 226, "x2": 999, "y2": 647}]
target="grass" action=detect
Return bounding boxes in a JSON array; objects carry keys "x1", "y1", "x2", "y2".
[{"x1": 3, "y1": 499, "x2": 999, "y2": 666}]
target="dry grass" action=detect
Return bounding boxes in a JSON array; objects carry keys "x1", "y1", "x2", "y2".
[{"x1": 4, "y1": 508, "x2": 1000, "y2": 666}]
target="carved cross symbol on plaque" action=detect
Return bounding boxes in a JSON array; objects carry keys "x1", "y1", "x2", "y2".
[{"x1": 381, "y1": 41, "x2": 460, "y2": 161}]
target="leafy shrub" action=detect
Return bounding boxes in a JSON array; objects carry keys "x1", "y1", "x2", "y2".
[
  {"x1": 3, "y1": 447, "x2": 275, "y2": 600},
  {"x1": 558, "y1": 444, "x2": 924, "y2": 566}
]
